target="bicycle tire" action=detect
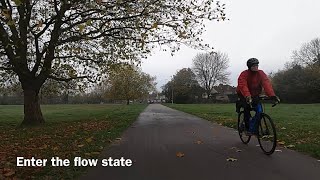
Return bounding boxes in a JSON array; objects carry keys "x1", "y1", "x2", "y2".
[
  {"x1": 257, "y1": 113, "x2": 277, "y2": 155},
  {"x1": 238, "y1": 111, "x2": 251, "y2": 144}
]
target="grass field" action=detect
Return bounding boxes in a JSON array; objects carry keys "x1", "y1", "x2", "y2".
[
  {"x1": 165, "y1": 103, "x2": 320, "y2": 159},
  {"x1": 0, "y1": 104, "x2": 147, "y2": 179}
]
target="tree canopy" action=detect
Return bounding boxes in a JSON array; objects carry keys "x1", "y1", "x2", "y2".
[
  {"x1": 272, "y1": 37, "x2": 320, "y2": 103},
  {"x1": 104, "y1": 63, "x2": 156, "y2": 104},
  {"x1": 0, "y1": 0, "x2": 227, "y2": 125},
  {"x1": 162, "y1": 68, "x2": 204, "y2": 104}
]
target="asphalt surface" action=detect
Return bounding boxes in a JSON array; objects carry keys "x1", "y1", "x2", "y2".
[{"x1": 81, "y1": 104, "x2": 320, "y2": 180}]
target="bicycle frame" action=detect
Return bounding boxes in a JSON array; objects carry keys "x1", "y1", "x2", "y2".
[
  {"x1": 237, "y1": 95, "x2": 278, "y2": 155},
  {"x1": 252, "y1": 103, "x2": 263, "y2": 116}
]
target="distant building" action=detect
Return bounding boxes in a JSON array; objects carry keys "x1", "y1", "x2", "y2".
[
  {"x1": 213, "y1": 84, "x2": 237, "y2": 102},
  {"x1": 201, "y1": 84, "x2": 237, "y2": 102}
]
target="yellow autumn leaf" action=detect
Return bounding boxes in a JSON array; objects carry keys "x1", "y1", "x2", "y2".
[
  {"x1": 2, "y1": 9, "x2": 11, "y2": 19},
  {"x1": 78, "y1": 24, "x2": 85, "y2": 32},
  {"x1": 7, "y1": 20, "x2": 15, "y2": 26},
  {"x1": 86, "y1": 137, "x2": 93, "y2": 143},
  {"x1": 85, "y1": 19, "x2": 92, "y2": 26},
  {"x1": 13, "y1": 0, "x2": 22, "y2": 6},
  {"x1": 151, "y1": 22, "x2": 158, "y2": 29},
  {"x1": 176, "y1": 152, "x2": 184, "y2": 157}
]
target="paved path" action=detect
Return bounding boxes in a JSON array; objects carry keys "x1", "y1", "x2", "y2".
[{"x1": 82, "y1": 104, "x2": 320, "y2": 180}]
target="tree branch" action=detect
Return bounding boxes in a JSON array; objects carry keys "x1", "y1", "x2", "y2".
[
  {"x1": 48, "y1": 75, "x2": 88, "y2": 82},
  {"x1": 0, "y1": 66, "x2": 13, "y2": 70}
]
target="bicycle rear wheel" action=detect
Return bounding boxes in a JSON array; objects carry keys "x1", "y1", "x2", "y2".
[
  {"x1": 238, "y1": 111, "x2": 251, "y2": 144},
  {"x1": 257, "y1": 113, "x2": 277, "y2": 155}
]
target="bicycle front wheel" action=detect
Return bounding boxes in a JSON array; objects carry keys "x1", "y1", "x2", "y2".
[
  {"x1": 257, "y1": 113, "x2": 277, "y2": 155},
  {"x1": 238, "y1": 111, "x2": 251, "y2": 144}
]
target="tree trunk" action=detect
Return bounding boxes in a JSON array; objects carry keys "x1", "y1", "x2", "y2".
[
  {"x1": 21, "y1": 89, "x2": 45, "y2": 126},
  {"x1": 126, "y1": 99, "x2": 130, "y2": 105}
]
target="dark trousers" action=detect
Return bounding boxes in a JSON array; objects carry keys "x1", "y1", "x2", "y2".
[{"x1": 236, "y1": 95, "x2": 260, "y2": 130}]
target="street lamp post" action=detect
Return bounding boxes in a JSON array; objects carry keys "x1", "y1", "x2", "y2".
[
  {"x1": 171, "y1": 76, "x2": 174, "y2": 104},
  {"x1": 171, "y1": 87, "x2": 174, "y2": 104}
]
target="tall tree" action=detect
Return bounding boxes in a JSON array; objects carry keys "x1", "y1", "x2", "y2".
[
  {"x1": 272, "y1": 37, "x2": 320, "y2": 103},
  {"x1": 0, "y1": 0, "x2": 227, "y2": 125},
  {"x1": 162, "y1": 68, "x2": 204, "y2": 103},
  {"x1": 105, "y1": 64, "x2": 156, "y2": 105},
  {"x1": 192, "y1": 51, "x2": 230, "y2": 98},
  {"x1": 292, "y1": 38, "x2": 320, "y2": 66}
]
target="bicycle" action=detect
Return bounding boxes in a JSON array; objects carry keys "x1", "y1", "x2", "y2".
[{"x1": 237, "y1": 95, "x2": 279, "y2": 155}]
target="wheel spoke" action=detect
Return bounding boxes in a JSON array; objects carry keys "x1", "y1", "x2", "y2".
[
  {"x1": 238, "y1": 111, "x2": 251, "y2": 144},
  {"x1": 257, "y1": 114, "x2": 277, "y2": 155}
]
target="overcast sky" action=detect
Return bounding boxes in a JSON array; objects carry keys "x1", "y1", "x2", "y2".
[{"x1": 140, "y1": 0, "x2": 320, "y2": 91}]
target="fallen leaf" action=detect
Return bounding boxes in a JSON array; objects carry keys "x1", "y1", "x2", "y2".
[
  {"x1": 256, "y1": 144, "x2": 260, "y2": 147},
  {"x1": 230, "y1": 147, "x2": 237, "y2": 150},
  {"x1": 218, "y1": 123, "x2": 223, "y2": 125},
  {"x1": 278, "y1": 141, "x2": 286, "y2": 145},
  {"x1": 116, "y1": 138, "x2": 122, "y2": 141},
  {"x1": 78, "y1": 144, "x2": 85, "y2": 148},
  {"x1": 86, "y1": 137, "x2": 93, "y2": 143},
  {"x1": 226, "y1": 157, "x2": 237, "y2": 162},
  {"x1": 176, "y1": 152, "x2": 184, "y2": 157},
  {"x1": 195, "y1": 140, "x2": 203, "y2": 144},
  {"x1": 285, "y1": 144, "x2": 295, "y2": 148},
  {"x1": 275, "y1": 149, "x2": 282, "y2": 152},
  {"x1": 281, "y1": 127, "x2": 287, "y2": 130}
]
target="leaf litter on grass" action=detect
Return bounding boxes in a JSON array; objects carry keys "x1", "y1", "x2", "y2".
[{"x1": 0, "y1": 120, "x2": 112, "y2": 179}]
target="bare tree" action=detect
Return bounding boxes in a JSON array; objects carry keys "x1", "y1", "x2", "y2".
[
  {"x1": 192, "y1": 51, "x2": 230, "y2": 98},
  {"x1": 0, "y1": 0, "x2": 227, "y2": 125},
  {"x1": 292, "y1": 38, "x2": 320, "y2": 66}
]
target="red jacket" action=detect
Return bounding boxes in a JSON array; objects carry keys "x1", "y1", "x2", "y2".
[{"x1": 236, "y1": 70, "x2": 275, "y2": 97}]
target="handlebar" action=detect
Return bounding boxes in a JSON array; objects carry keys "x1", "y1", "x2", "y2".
[
  {"x1": 271, "y1": 101, "x2": 279, "y2": 107},
  {"x1": 250, "y1": 95, "x2": 279, "y2": 107}
]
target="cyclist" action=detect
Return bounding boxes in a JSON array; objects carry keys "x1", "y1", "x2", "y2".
[{"x1": 236, "y1": 58, "x2": 280, "y2": 134}]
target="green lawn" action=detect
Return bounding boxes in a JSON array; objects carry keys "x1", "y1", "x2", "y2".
[
  {"x1": 0, "y1": 104, "x2": 147, "y2": 179},
  {"x1": 165, "y1": 103, "x2": 320, "y2": 159}
]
